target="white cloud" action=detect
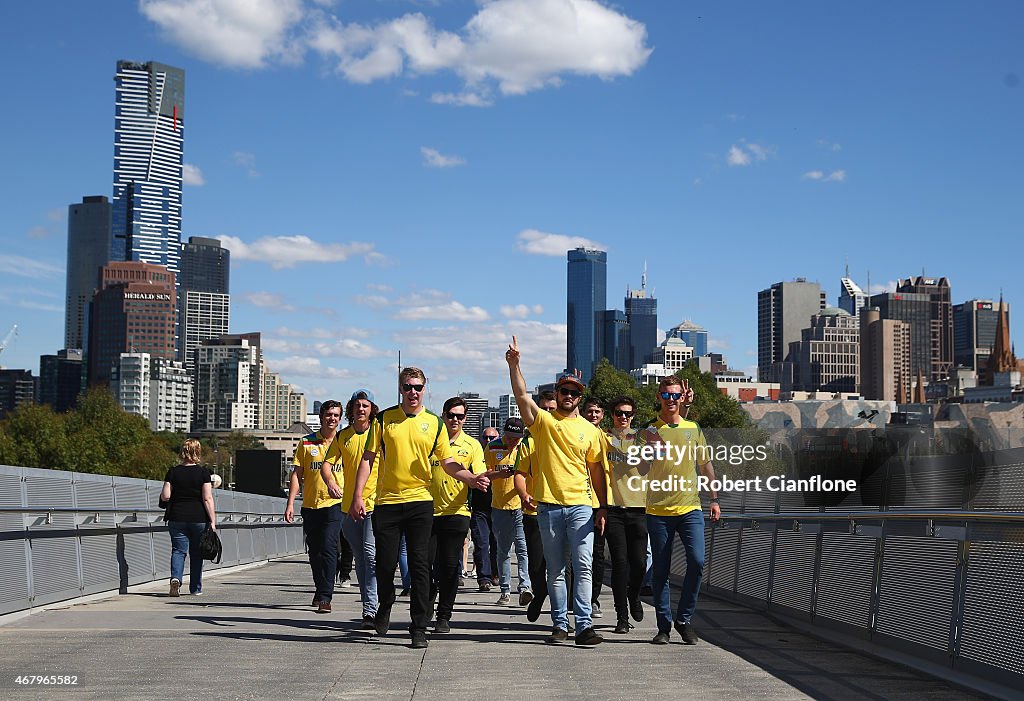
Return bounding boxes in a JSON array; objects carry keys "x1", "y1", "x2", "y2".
[
  {"x1": 353, "y1": 294, "x2": 391, "y2": 308},
  {"x1": 500, "y1": 304, "x2": 544, "y2": 319},
  {"x1": 728, "y1": 141, "x2": 772, "y2": 167},
  {"x1": 272, "y1": 325, "x2": 372, "y2": 340},
  {"x1": 394, "y1": 300, "x2": 490, "y2": 322},
  {"x1": 421, "y1": 146, "x2": 467, "y2": 168},
  {"x1": 139, "y1": 0, "x2": 306, "y2": 69},
  {"x1": 803, "y1": 169, "x2": 845, "y2": 182},
  {"x1": 817, "y1": 138, "x2": 842, "y2": 152},
  {"x1": 182, "y1": 163, "x2": 205, "y2": 186},
  {"x1": 726, "y1": 145, "x2": 751, "y2": 167},
  {"x1": 803, "y1": 170, "x2": 825, "y2": 180},
  {"x1": 430, "y1": 91, "x2": 493, "y2": 107},
  {"x1": 143, "y1": 0, "x2": 651, "y2": 102},
  {"x1": 232, "y1": 151, "x2": 259, "y2": 177},
  {"x1": 868, "y1": 281, "x2": 897, "y2": 295},
  {"x1": 366, "y1": 283, "x2": 392, "y2": 293},
  {"x1": 266, "y1": 356, "x2": 357, "y2": 379},
  {"x1": 264, "y1": 336, "x2": 380, "y2": 359},
  {"x1": 516, "y1": 229, "x2": 605, "y2": 256},
  {"x1": 241, "y1": 291, "x2": 297, "y2": 312},
  {"x1": 218, "y1": 235, "x2": 378, "y2": 269},
  {"x1": 0, "y1": 255, "x2": 63, "y2": 279},
  {"x1": 826, "y1": 169, "x2": 846, "y2": 182}
]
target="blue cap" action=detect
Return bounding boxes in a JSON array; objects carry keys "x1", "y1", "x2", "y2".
[{"x1": 350, "y1": 388, "x2": 375, "y2": 403}]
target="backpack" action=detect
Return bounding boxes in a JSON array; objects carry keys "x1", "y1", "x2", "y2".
[{"x1": 199, "y1": 528, "x2": 222, "y2": 563}]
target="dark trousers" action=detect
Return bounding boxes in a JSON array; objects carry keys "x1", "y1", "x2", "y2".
[
  {"x1": 470, "y1": 509, "x2": 494, "y2": 582},
  {"x1": 302, "y1": 504, "x2": 342, "y2": 602},
  {"x1": 522, "y1": 514, "x2": 547, "y2": 605},
  {"x1": 605, "y1": 507, "x2": 649, "y2": 619},
  {"x1": 338, "y1": 530, "x2": 353, "y2": 580},
  {"x1": 373, "y1": 501, "x2": 433, "y2": 634},
  {"x1": 429, "y1": 514, "x2": 471, "y2": 621},
  {"x1": 592, "y1": 526, "x2": 607, "y2": 602}
]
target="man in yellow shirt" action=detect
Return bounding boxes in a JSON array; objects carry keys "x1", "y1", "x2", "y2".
[
  {"x1": 428, "y1": 396, "x2": 485, "y2": 633},
  {"x1": 348, "y1": 368, "x2": 489, "y2": 649},
  {"x1": 285, "y1": 400, "x2": 343, "y2": 614},
  {"x1": 486, "y1": 417, "x2": 531, "y2": 606},
  {"x1": 644, "y1": 376, "x2": 721, "y2": 645},
  {"x1": 506, "y1": 337, "x2": 607, "y2": 646},
  {"x1": 322, "y1": 389, "x2": 379, "y2": 629}
]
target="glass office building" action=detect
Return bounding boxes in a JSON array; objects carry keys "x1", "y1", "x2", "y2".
[{"x1": 567, "y1": 248, "x2": 607, "y2": 383}]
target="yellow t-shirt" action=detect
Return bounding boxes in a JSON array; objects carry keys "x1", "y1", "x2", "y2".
[
  {"x1": 485, "y1": 437, "x2": 524, "y2": 510},
  {"x1": 645, "y1": 419, "x2": 708, "y2": 517},
  {"x1": 324, "y1": 424, "x2": 379, "y2": 512},
  {"x1": 604, "y1": 429, "x2": 646, "y2": 508},
  {"x1": 430, "y1": 432, "x2": 484, "y2": 516},
  {"x1": 514, "y1": 436, "x2": 537, "y2": 516},
  {"x1": 365, "y1": 405, "x2": 453, "y2": 505},
  {"x1": 526, "y1": 409, "x2": 605, "y2": 507},
  {"x1": 292, "y1": 431, "x2": 342, "y2": 510}
]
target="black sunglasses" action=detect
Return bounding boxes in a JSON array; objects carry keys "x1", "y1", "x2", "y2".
[
  {"x1": 445, "y1": 412, "x2": 466, "y2": 421},
  {"x1": 613, "y1": 409, "x2": 635, "y2": 418},
  {"x1": 558, "y1": 387, "x2": 582, "y2": 398},
  {"x1": 401, "y1": 383, "x2": 425, "y2": 392}
]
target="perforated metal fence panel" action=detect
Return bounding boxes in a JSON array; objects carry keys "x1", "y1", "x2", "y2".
[
  {"x1": 707, "y1": 527, "x2": 738, "y2": 592},
  {"x1": 771, "y1": 530, "x2": 817, "y2": 613},
  {"x1": 815, "y1": 532, "x2": 876, "y2": 630},
  {"x1": 876, "y1": 536, "x2": 958, "y2": 652},
  {"x1": 736, "y1": 528, "x2": 772, "y2": 602},
  {"x1": 959, "y1": 541, "x2": 1024, "y2": 676}
]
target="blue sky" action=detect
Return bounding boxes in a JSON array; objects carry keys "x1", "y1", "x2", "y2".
[{"x1": 2, "y1": 1, "x2": 1022, "y2": 410}]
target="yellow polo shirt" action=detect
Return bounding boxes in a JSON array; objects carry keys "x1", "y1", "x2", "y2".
[
  {"x1": 645, "y1": 419, "x2": 708, "y2": 517},
  {"x1": 365, "y1": 405, "x2": 452, "y2": 505},
  {"x1": 485, "y1": 437, "x2": 524, "y2": 510},
  {"x1": 293, "y1": 431, "x2": 342, "y2": 510},
  {"x1": 324, "y1": 424, "x2": 380, "y2": 512},
  {"x1": 514, "y1": 436, "x2": 537, "y2": 516},
  {"x1": 430, "y1": 432, "x2": 484, "y2": 517},
  {"x1": 526, "y1": 409, "x2": 604, "y2": 507},
  {"x1": 604, "y1": 429, "x2": 646, "y2": 508}
]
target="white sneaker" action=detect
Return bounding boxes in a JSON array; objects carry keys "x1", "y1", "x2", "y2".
[
  {"x1": 338, "y1": 578, "x2": 351, "y2": 588},
  {"x1": 496, "y1": 593, "x2": 512, "y2": 606}
]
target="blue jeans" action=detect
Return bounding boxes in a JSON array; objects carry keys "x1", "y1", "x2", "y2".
[
  {"x1": 537, "y1": 503, "x2": 594, "y2": 631},
  {"x1": 168, "y1": 521, "x2": 207, "y2": 594},
  {"x1": 302, "y1": 504, "x2": 343, "y2": 602},
  {"x1": 492, "y1": 508, "x2": 531, "y2": 594},
  {"x1": 648, "y1": 511, "x2": 705, "y2": 633},
  {"x1": 342, "y1": 513, "x2": 378, "y2": 617}
]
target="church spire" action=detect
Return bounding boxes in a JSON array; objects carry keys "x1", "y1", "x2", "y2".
[{"x1": 990, "y1": 294, "x2": 1015, "y2": 374}]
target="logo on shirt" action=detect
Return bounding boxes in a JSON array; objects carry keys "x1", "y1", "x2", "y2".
[
  {"x1": 578, "y1": 432, "x2": 586, "y2": 442},
  {"x1": 310, "y1": 447, "x2": 319, "y2": 457},
  {"x1": 494, "y1": 451, "x2": 505, "y2": 460},
  {"x1": 420, "y1": 422, "x2": 430, "y2": 433}
]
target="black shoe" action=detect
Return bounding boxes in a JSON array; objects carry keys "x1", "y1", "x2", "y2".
[
  {"x1": 434, "y1": 618, "x2": 450, "y2": 634},
  {"x1": 398, "y1": 588, "x2": 410, "y2": 597},
  {"x1": 518, "y1": 589, "x2": 534, "y2": 607},
  {"x1": 478, "y1": 581, "x2": 492, "y2": 592},
  {"x1": 546, "y1": 627, "x2": 569, "y2": 644},
  {"x1": 411, "y1": 631, "x2": 429, "y2": 649},
  {"x1": 675, "y1": 621, "x2": 698, "y2": 645},
  {"x1": 591, "y1": 601, "x2": 602, "y2": 618},
  {"x1": 574, "y1": 626, "x2": 604, "y2": 646},
  {"x1": 526, "y1": 595, "x2": 543, "y2": 622},
  {"x1": 640, "y1": 585, "x2": 653, "y2": 597},
  {"x1": 629, "y1": 596, "x2": 644, "y2": 622},
  {"x1": 361, "y1": 615, "x2": 376, "y2": 630},
  {"x1": 374, "y1": 607, "x2": 391, "y2": 636},
  {"x1": 651, "y1": 631, "x2": 670, "y2": 645},
  {"x1": 613, "y1": 618, "x2": 632, "y2": 634}
]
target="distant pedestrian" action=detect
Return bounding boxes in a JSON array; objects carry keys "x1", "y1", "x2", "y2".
[{"x1": 161, "y1": 438, "x2": 217, "y2": 597}]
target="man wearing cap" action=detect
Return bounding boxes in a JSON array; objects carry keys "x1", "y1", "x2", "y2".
[
  {"x1": 286, "y1": 400, "x2": 344, "y2": 614},
  {"x1": 485, "y1": 417, "x2": 532, "y2": 606},
  {"x1": 323, "y1": 389, "x2": 380, "y2": 628},
  {"x1": 505, "y1": 337, "x2": 607, "y2": 646},
  {"x1": 348, "y1": 367, "x2": 490, "y2": 650}
]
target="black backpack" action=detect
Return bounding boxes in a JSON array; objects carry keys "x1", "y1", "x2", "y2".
[{"x1": 199, "y1": 528, "x2": 222, "y2": 563}]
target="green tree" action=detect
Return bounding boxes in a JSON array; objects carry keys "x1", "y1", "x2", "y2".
[
  {"x1": 65, "y1": 388, "x2": 154, "y2": 475},
  {"x1": 0, "y1": 404, "x2": 71, "y2": 470}
]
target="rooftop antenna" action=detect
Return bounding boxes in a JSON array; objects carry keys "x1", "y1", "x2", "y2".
[
  {"x1": 641, "y1": 260, "x2": 648, "y2": 292},
  {"x1": 844, "y1": 256, "x2": 849, "y2": 280}
]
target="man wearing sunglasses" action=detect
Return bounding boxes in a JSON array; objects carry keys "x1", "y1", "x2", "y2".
[
  {"x1": 485, "y1": 417, "x2": 531, "y2": 607},
  {"x1": 644, "y1": 376, "x2": 721, "y2": 646},
  {"x1": 601, "y1": 395, "x2": 648, "y2": 634},
  {"x1": 505, "y1": 337, "x2": 607, "y2": 646},
  {"x1": 427, "y1": 396, "x2": 486, "y2": 633},
  {"x1": 349, "y1": 368, "x2": 490, "y2": 649}
]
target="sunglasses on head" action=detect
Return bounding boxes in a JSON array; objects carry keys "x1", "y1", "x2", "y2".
[
  {"x1": 445, "y1": 412, "x2": 466, "y2": 421},
  {"x1": 660, "y1": 392, "x2": 683, "y2": 401},
  {"x1": 613, "y1": 409, "x2": 635, "y2": 418},
  {"x1": 558, "y1": 387, "x2": 582, "y2": 398},
  {"x1": 401, "y1": 383, "x2": 425, "y2": 392}
]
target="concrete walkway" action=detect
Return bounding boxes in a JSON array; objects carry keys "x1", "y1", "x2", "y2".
[{"x1": 0, "y1": 556, "x2": 989, "y2": 700}]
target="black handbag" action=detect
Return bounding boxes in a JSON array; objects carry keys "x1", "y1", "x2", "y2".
[{"x1": 199, "y1": 528, "x2": 222, "y2": 563}]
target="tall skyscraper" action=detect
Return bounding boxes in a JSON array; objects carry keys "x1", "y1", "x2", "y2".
[
  {"x1": 195, "y1": 334, "x2": 262, "y2": 430},
  {"x1": 87, "y1": 262, "x2": 177, "y2": 388},
  {"x1": 896, "y1": 276, "x2": 953, "y2": 382},
  {"x1": 838, "y1": 277, "x2": 867, "y2": 319},
  {"x1": 111, "y1": 60, "x2": 184, "y2": 274},
  {"x1": 566, "y1": 247, "x2": 607, "y2": 382},
  {"x1": 666, "y1": 320, "x2": 708, "y2": 357},
  {"x1": 595, "y1": 309, "x2": 630, "y2": 372},
  {"x1": 179, "y1": 236, "x2": 231, "y2": 371},
  {"x1": 757, "y1": 279, "x2": 827, "y2": 382},
  {"x1": 39, "y1": 349, "x2": 84, "y2": 413},
  {"x1": 953, "y1": 299, "x2": 1003, "y2": 381},
  {"x1": 860, "y1": 307, "x2": 912, "y2": 401},
  {"x1": 624, "y1": 266, "x2": 657, "y2": 371},
  {"x1": 785, "y1": 308, "x2": 860, "y2": 394},
  {"x1": 64, "y1": 196, "x2": 112, "y2": 351},
  {"x1": 869, "y1": 290, "x2": 932, "y2": 383},
  {"x1": 458, "y1": 392, "x2": 489, "y2": 439}
]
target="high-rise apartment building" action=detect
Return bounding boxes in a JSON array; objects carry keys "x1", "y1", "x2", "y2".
[
  {"x1": 458, "y1": 392, "x2": 489, "y2": 439},
  {"x1": 39, "y1": 349, "x2": 84, "y2": 413},
  {"x1": 624, "y1": 268, "x2": 657, "y2": 371},
  {"x1": 869, "y1": 289, "x2": 933, "y2": 383},
  {"x1": 953, "y1": 299, "x2": 1004, "y2": 380},
  {"x1": 666, "y1": 320, "x2": 708, "y2": 357},
  {"x1": 111, "y1": 60, "x2": 185, "y2": 273},
  {"x1": 64, "y1": 196, "x2": 112, "y2": 351},
  {"x1": 179, "y1": 236, "x2": 229, "y2": 293},
  {"x1": 651, "y1": 336, "x2": 694, "y2": 373},
  {"x1": 497, "y1": 393, "x2": 522, "y2": 428},
  {"x1": 896, "y1": 276, "x2": 953, "y2": 383},
  {"x1": 179, "y1": 236, "x2": 231, "y2": 369},
  {"x1": 87, "y1": 262, "x2": 176, "y2": 388},
  {"x1": 113, "y1": 353, "x2": 192, "y2": 432},
  {"x1": 194, "y1": 334, "x2": 262, "y2": 430},
  {"x1": 567, "y1": 247, "x2": 607, "y2": 382},
  {"x1": 860, "y1": 307, "x2": 912, "y2": 401},
  {"x1": 261, "y1": 371, "x2": 306, "y2": 430},
  {"x1": 757, "y1": 279, "x2": 827, "y2": 382},
  {"x1": 785, "y1": 309, "x2": 860, "y2": 393},
  {"x1": 0, "y1": 370, "x2": 37, "y2": 419},
  {"x1": 595, "y1": 309, "x2": 630, "y2": 372}
]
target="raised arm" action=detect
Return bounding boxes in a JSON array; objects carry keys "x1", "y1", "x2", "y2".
[{"x1": 505, "y1": 335, "x2": 539, "y2": 427}]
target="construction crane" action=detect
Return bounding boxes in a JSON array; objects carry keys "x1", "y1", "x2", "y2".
[{"x1": 0, "y1": 324, "x2": 17, "y2": 367}]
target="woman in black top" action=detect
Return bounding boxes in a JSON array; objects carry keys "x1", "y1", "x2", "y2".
[{"x1": 161, "y1": 439, "x2": 217, "y2": 596}]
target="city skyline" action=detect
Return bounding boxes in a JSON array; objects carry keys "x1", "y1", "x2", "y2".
[{"x1": 2, "y1": 1, "x2": 1022, "y2": 408}]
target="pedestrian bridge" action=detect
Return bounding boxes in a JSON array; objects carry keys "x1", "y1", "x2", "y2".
[{"x1": 1, "y1": 447, "x2": 1022, "y2": 700}]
